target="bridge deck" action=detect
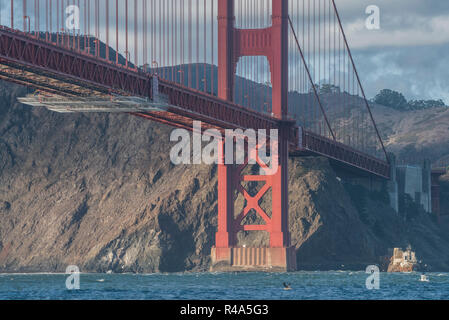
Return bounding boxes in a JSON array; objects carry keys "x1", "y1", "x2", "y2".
[{"x1": 0, "y1": 27, "x2": 390, "y2": 179}]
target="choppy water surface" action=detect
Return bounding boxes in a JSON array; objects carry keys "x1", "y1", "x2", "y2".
[{"x1": 0, "y1": 271, "x2": 448, "y2": 300}]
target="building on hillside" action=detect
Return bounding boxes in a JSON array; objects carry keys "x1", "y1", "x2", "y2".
[
  {"x1": 396, "y1": 161, "x2": 432, "y2": 213},
  {"x1": 431, "y1": 168, "x2": 446, "y2": 222},
  {"x1": 387, "y1": 246, "x2": 420, "y2": 273}
]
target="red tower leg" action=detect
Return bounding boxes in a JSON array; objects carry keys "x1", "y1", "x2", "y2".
[
  {"x1": 212, "y1": 0, "x2": 236, "y2": 265},
  {"x1": 213, "y1": 141, "x2": 236, "y2": 264},
  {"x1": 211, "y1": 0, "x2": 296, "y2": 272},
  {"x1": 270, "y1": 126, "x2": 290, "y2": 248}
]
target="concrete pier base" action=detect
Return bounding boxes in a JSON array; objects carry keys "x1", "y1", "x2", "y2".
[{"x1": 211, "y1": 247, "x2": 297, "y2": 272}]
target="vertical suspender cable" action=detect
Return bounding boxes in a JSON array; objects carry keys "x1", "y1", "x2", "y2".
[
  {"x1": 244, "y1": 0, "x2": 248, "y2": 106},
  {"x1": 163, "y1": 0, "x2": 167, "y2": 79},
  {"x1": 241, "y1": 1, "x2": 244, "y2": 105},
  {"x1": 158, "y1": 0, "x2": 162, "y2": 77},
  {"x1": 95, "y1": 0, "x2": 98, "y2": 56},
  {"x1": 10, "y1": 0, "x2": 13, "y2": 29},
  {"x1": 313, "y1": 0, "x2": 317, "y2": 133},
  {"x1": 196, "y1": 0, "x2": 199, "y2": 89},
  {"x1": 171, "y1": 0, "x2": 175, "y2": 80},
  {"x1": 251, "y1": 0, "x2": 254, "y2": 110},
  {"x1": 151, "y1": 0, "x2": 155, "y2": 73},
  {"x1": 125, "y1": 0, "x2": 128, "y2": 67},
  {"x1": 262, "y1": 0, "x2": 266, "y2": 111},
  {"x1": 338, "y1": 9, "x2": 341, "y2": 140},
  {"x1": 144, "y1": 0, "x2": 147, "y2": 69},
  {"x1": 84, "y1": 0, "x2": 87, "y2": 51},
  {"x1": 77, "y1": 0, "x2": 80, "y2": 50},
  {"x1": 87, "y1": 0, "x2": 90, "y2": 51},
  {"x1": 106, "y1": 0, "x2": 109, "y2": 61},
  {"x1": 50, "y1": 0, "x2": 53, "y2": 40},
  {"x1": 316, "y1": 0, "x2": 322, "y2": 130},
  {"x1": 37, "y1": 0, "x2": 40, "y2": 37},
  {"x1": 259, "y1": 0, "x2": 262, "y2": 109},
  {"x1": 35, "y1": 0, "x2": 37, "y2": 36},
  {"x1": 181, "y1": 0, "x2": 184, "y2": 84},
  {"x1": 174, "y1": 0, "x2": 178, "y2": 81},
  {"x1": 166, "y1": 0, "x2": 170, "y2": 79},
  {"x1": 134, "y1": 0, "x2": 138, "y2": 68},
  {"x1": 302, "y1": 0, "x2": 305, "y2": 122},
  {"x1": 252, "y1": 0, "x2": 256, "y2": 110},
  {"x1": 203, "y1": 0, "x2": 207, "y2": 92},
  {"x1": 328, "y1": 0, "x2": 331, "y2": 136},
  {"x1": 188, "y1": 0, "x2": 192, "y2": 88},
  {"x1": 62, "y1": 0, "x2": 64, "y2": 45},
  {"x1": 211, "y1": 0, "x2": 214, "y2": 95},
  {"x1": 72, "y1": 0, "x2": 76, "y2": 49},
  {"x1": 63, "y1": 0, "x2": 67, "y2": 46},
  {"x1": 115, "y1": 0, "x2": 119, "y2": 64},
  {"x1": 57, "y1": 0, "x2": 59, "y2": 44},
  {"x1": 343, "y1": 22, "x2": 346, "y2": 142},
  {"x1": 162, "y1": 0, "x2": 165, "y2": 78},
  {"x1": 23, "y1": 0, "x2": 26, "y2": 32}
]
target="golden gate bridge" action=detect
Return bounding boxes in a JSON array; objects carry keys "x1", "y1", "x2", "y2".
[{"x1": 0, "y1": 0, "x2": 391, "y2": 271}]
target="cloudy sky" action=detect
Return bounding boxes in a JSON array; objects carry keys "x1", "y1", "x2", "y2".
[{"x1": 336, "y1": 0, "x2": 449, "y2": 103}]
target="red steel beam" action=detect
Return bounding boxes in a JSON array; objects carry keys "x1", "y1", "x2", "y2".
[
  {"x1": 0, "y1": 27, "x2": 152, "y2": 97},
  {"x1": 158, "y1": 79, "x2": 281, "y2": 132}
]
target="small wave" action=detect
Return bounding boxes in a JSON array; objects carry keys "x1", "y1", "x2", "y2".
[{"x1": 333, "y1": 270, "x2": 348, "y2": 274}]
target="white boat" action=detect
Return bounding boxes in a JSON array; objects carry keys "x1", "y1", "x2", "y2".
[{"x1": 420, "y1": 274, "x2": 429, "y2": 282}]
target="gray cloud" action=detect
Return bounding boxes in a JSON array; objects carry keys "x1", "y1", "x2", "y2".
[
  {"x1": 353, "y1": 44, "x2": 449, "y2": 102},
  {"x1": 337, "y1": 0, "x2": 449, "y2": 103}
]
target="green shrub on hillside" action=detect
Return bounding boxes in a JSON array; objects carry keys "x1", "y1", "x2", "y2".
[{"x1": 374, "y1": 89, "x2": 447, "y2": 111}]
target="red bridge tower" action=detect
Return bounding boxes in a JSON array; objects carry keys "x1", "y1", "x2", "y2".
[{"x1": 211, "y1": 0, "x2": 296, "y2": 271}]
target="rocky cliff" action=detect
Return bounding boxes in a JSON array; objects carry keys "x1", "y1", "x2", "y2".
[{"x1": 1, "y1": 80, "x2": 449, "y2": 272}]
